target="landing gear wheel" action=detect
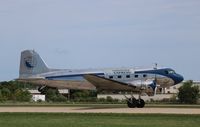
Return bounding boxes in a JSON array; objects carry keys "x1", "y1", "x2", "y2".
[
  {"x1": 127, "y1": 98, "x2": 137, "y2": 108},
  {"x1": 136, "y1": 99, "x2": 145, "y2": 108}
]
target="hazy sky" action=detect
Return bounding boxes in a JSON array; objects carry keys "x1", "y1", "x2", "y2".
[{"x1": 0, "y1": 0, "x2": 200, "y2": 81}]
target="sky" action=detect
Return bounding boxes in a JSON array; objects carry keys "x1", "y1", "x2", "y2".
[{"x1": 0, "y1": 0, "x2": 200, "y2": 81}]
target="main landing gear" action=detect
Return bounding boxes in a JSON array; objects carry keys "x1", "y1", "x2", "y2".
[
  {"x1": 124, "y1": 93, "x2": 145, "y2": 108},
  {"x1": 127, "y1": 98, "x2": 145, "y2": 108}
]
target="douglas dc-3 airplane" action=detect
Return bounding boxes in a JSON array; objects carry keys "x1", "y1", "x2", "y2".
[{"x1": 17, "y1": 50, "x2": 184, "y2": 108}]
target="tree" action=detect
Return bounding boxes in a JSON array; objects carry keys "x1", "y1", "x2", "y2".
[
  {"x1": 178, "y1": 80, "x2": 199, "y2": 104},
  {"x1": 14, "y1": 89, "x2": 32, "y2": 102},
  {"x1": 70, "y1": 90, "x2": 97, "y2": 102},
  {"x1": 0, "y1": 81, "x2": 32, "y2": 102},
  {"x1": 45, "y1": 88, "x2": 67, "y2": 102}
]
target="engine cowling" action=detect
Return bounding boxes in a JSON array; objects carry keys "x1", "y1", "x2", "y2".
[
  {"x1": 145, "y1": 87, "x2": 155, "y2": 96},
  {"x1": 143, "y1": 80, "x2": 157, "y2": 96},
  {"x1": 131, "y1": 80, "x2": 157, "y2": 96}
]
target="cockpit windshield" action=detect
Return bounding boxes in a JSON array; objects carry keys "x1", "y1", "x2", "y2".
[
  {"x1": 165, "y1": 69, "x2": 176, "y2": 74},
  {"x1": 168, "y1": 70, "x2": 175, "y2": 74}
]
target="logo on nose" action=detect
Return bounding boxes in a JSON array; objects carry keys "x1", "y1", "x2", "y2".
[{"x1": 24, "y1": 56, "x2": 37, "y2": 69}]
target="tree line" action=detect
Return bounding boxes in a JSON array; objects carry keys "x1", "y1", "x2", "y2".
[
  {"x1": 0, "y1": 81, "x2": 31, "y2": 102},
  {"x1": 0, "y1": 80, "x2": 199, "y2": 104}
]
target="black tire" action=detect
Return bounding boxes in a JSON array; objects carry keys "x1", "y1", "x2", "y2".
[
  {"x1": 127, "y1": 98, "x2": 137, "y2": 108},
  {"x1": 136, "y1": 99, "x2": 145, "y2": 108}
]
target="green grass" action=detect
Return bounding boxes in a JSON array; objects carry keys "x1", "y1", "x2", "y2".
[{"x1": 0, "y1": 113, "x2": 199, "y2": 127}]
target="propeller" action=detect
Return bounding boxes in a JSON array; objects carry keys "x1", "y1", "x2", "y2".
[
  {"x1": 153, "y1": 63, "x2": 158, "y2": 95},
  {"x1": 146, "y1": 63, "x2": 158, "y2": 96}
]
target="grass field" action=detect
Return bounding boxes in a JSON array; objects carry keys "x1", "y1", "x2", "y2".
[{"x1": 0, "y1": 113, "x2": 200, "y2": 127}]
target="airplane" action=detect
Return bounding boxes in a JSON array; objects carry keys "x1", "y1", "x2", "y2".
[{"x1": 17, "y1": 50, "x2": 184, "y2": 108}]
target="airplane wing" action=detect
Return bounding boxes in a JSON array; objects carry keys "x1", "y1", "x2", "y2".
[
  {"x1": 16, "y1": 78, "x2": 96, "y2": 90},
  {"x1": 17, "y1": 74, "x2": 140, "y2": 92},
  {"x1": 83, "y1": 74, "x2": 137, "y2": 91}
]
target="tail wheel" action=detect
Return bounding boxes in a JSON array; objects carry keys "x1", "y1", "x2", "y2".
[
  {"x1": 136, "y1": 99, "x2": 145, "y2": 108},
  {"x1": 127, "y1": 98, "x2": 137, "y2": 108}
]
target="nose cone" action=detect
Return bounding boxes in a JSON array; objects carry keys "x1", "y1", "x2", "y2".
[{"x1": 174, "y1": 74, "x2": 184, "y2": 85}]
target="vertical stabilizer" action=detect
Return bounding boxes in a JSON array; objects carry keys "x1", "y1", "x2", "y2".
[{"x1": 19, "y1": 50, "x2": 49, "y2": 78}]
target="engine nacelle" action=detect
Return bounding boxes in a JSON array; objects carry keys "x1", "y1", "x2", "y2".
[
  {"x1": 145, "y1": 87, "x2": 155, "y2": 96},
  {"x1": 136, "y1": 80, "x2": 157, "y2": 96}
]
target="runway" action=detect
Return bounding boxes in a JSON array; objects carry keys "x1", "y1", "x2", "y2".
[{"x1": 0, "y1": 107, "x2": 200, "y2": 114}]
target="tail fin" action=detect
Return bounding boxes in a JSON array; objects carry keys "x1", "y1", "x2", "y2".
[{"x1": 19, "y1": 50, "x2": 49, "y2": 78}]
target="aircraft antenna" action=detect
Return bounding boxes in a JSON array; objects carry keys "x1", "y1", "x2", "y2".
[{"x1": 154, "y1": 63, "x2": 158, "y2": 70}]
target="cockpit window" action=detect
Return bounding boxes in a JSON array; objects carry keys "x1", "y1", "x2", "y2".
[
  {"x1": 168, "y1": 70, "x2": 175, "y2": 74},
  {"x1": 165, "y1": 70, "x2": 175, "y2": 74}
]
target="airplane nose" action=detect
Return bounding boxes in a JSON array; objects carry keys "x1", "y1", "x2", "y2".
[{"x1": 174, "y1": 74, "x2": 184, "y2": 84}]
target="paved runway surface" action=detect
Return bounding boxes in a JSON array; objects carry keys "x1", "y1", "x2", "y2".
[{"x1": 0, "y1": 107, "x2": 200, "y2": 114}]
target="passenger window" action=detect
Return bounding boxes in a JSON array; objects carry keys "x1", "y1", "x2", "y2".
[
  {"x1": 135, "y1": 75, "x2": 138, "y2": 78},
  {"x1": 109, "y1": 76, "x2": 113, "y2": 79},
  {"x1": 126, "y1": 75, "x2": 130, "y2": 78},
  {"x1": 118, "y1": 75, "x2": 122, "y2": 78},
  {"x1": 143, "y1": 74, "x2": 147, "y2": 78}
]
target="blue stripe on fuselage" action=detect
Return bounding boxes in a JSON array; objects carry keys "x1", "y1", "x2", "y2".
[
  {"x1": 135, "y1": 68, "x2": 182, "y2": 84},
  {"x1": 135, "y1": 69, "x2": 168, "y2": 76}
]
